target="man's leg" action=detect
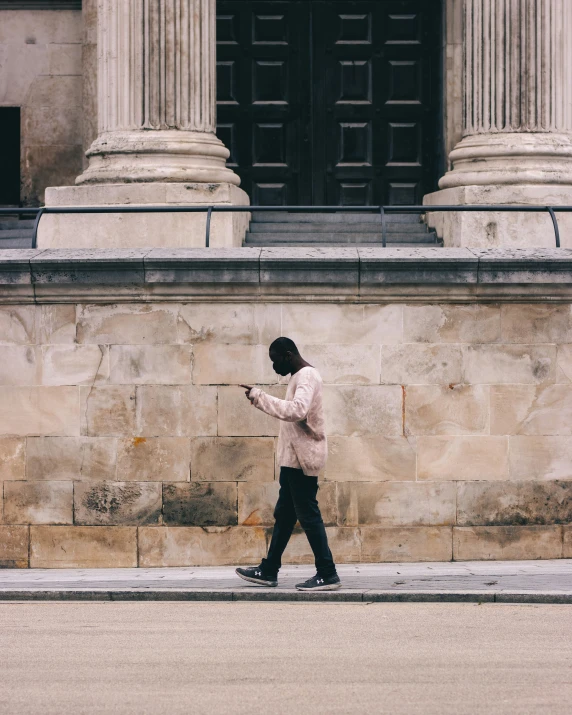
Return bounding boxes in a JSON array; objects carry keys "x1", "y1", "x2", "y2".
[
  {"x1": 288, "y1": 468, "x2": 337, "y2": 579},
  {"x1": 260, "y1": 467, "x2": 298, "y2": 577}
]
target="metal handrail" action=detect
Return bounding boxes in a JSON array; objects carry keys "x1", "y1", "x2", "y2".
[{"x1": 1, "y1": 204, "x2": 570, "y2": 249}]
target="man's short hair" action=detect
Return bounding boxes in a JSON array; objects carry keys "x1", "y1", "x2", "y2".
[{"x1": 270, "y1": 337, "x2": 300, "y2": 356}]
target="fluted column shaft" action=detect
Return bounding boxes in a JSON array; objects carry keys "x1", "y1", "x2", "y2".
[
  {"x1": 77, "y1": 0, "x2": 239, "y2": 186},
  {"x1": 440, "y1": 0, "x2": 572, "y2": 189}
]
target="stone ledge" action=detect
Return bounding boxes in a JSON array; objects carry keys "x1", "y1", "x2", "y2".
[{"x1": 2, "y1": 247, "x2": 572, "y2": 303}]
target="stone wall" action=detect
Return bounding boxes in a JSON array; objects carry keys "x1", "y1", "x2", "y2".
[
  {"x1": 1, "y1": 246, "x2": 572, "y2": 567},
  {"x1": 0, "y1": 8, "x2": 83, "y2": 205}
]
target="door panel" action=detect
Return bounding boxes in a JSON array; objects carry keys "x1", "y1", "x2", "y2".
[{"x1": 216, "y1": 0, "x2": 440, "y2": 206}]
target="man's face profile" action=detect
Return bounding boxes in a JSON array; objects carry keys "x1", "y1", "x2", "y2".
[{"x1": 269, "y1": 348, "x2": 291, "y2": 376}]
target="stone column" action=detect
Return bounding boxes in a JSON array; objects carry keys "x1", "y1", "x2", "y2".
[
  {"x1": 425, "y1": 0, "x2": 572, "y2": 248},
  {"x1": 41, "y1": 0, "x2": 249, "y2": 249}
]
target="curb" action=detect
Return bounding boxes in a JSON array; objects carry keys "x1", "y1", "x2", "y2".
[{"x1": 1, "y1": 589, "x2": 572, "y2": 603}]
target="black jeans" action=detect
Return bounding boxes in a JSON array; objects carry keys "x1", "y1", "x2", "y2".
[{"x1": 261, "y1": 466, "x2": 337, "y2": 579}]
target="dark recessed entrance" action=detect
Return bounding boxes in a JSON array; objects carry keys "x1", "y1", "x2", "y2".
[
  {"x1": 216, "y1": 0, "x2": 441, "y2": 206},
  {"x1": 0, "y1": 107, "x2": 21, "y2": 206}
]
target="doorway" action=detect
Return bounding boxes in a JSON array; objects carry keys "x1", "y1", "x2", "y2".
[{"x1": 0, "y1": 107, "x2": 21, "y2": 206}]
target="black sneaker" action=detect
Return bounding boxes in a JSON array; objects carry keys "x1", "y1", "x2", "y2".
[
  {"x1": 235, "y1": 565, "x2": 278, "y2": 587},
  {"x1": 295, "y1": 574, "x2": 341, "y2": 591}
]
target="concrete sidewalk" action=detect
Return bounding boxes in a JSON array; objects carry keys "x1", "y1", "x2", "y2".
[{"x1": 1, "y1": 560, "x2": 572, "y2": 603}]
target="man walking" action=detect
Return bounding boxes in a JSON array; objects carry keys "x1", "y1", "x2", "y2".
[{"x1": 235, "y1": 337, "x2": 341, "y2": 591}]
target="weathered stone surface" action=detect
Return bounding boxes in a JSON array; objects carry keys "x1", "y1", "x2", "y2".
[
  {"x1": 501, "y1": 304, "x2": 572, "y2": 343},
  {"x1": 41, "y1": 345, "x2": 109, "y2": 386},
  {"x1": 453, "y1": 526, "x2": 563, "y2": 560},
  {"x1": 491, "y1": 385, "x2": 572, "y2": 435},
  {"x1": 358, "y1": 248, "x2": 477, "y2": 285},
  {"x1": 3, "y1": 481, "x2": 73, "y2": 525},
  {"x1": 26, "y1": 437, "x2": 117, "y2": 481},
  {"x1": 77, "y1": 304, "x2": 179, "y2": 344},
  {"x1": 324, "y1": 436, "x2": 416, "y2": 482},
  {"x1": 556, "y1": 344, "x2": 572, "y2": 383},
  {"x1": 80, "y1": 386, "x2": 136, "y2": 437},
  {"x1": 0, "y1": 250, "x2": 37, "y2": 288},
  {"x1": 117, "y1": 437, "x2": 190, "y2": 482},
  {"x1": 403, "y1": 305, "x2": 501, "y2": 343},
  {"x1": 281, "y1": 527, "x2": 361, "y2": 564},
  {"x1": 282, "y1": 304, "x2": 403, "y2": 345},
  {"x1": 135, "y1": 385, "x2": 217, "y2": 436},
  {"x1": 260, "y1": 248, "x2": 359, "y2": 294},
  {"x1": 463, "y1": 345, "x2": 556, "y2": 385},
  {"x1": 0, "y1": 347, "x2": 38, "y2": 385},
  {"x1": 238, "y1": 482, "x2": 279, "y2": 526},
  {"x1": 30, "y1": 526, "x2": 137, "y2": 568},
  {"x1": 31, "y1": 250, "x2": 146, "y2": 285},
  {"x1": 36, "y1": 305, "x2": 76, "y2": 344},
  {"x1": 380, "y1": 345, "x2": 463, "y2": 385},
  {"x1": 0, "y1": 306, "x2": 35, "y2": 344},
  {"x1": 418, "y1": 436, "x2": 510, "y2": 480},
  {"x1": 193, "y1": 344, "x2": 277, "y2": 385},
  {"x1": 138, "y1": 526, "x2": 268, "y2": 567},
  {"x1": 406, "y1": 384, "x2": 489, "y2": 435},
  {"x1": 509, "y1": 436, "x2": 572, "y2": 480},
  {"x1": 74, "y1": 482, "x2": 162, "y2": 525},
  {"x1": 337, "y1": 482, "x2": 456, "y2": 527},
  {"x1": 191, "y1": 437, "x2": 275, "y2": 482},
  {"x1": 0, "y1": 525, "x2": 29, "y2": 568},
  {"x1": 177, "y1": 304, "x2": 280, "y2": 345},
  {"x1": 109, "y1": 345, "x2": 192, "y2": 385},
  {"x1": 0, "y1": 387, "x2": 79, "y2": 437},
  {"x1": 457, "y1": 480, "x2": 572, "y2": 526},
  {"x1": 163, "y1": 482, "x2": 238, "y2": 526},
  {"x1": 564, "y1": 526, "x2": 572, "y2": 558},
  {"x1": 217, "y1": 386, "x2": 285, "y2": 437},
  {"x1": 299, "y1": 344, "x2": 380, "y2": 385},
  {"x1": 322, "y1": 386, "x2": 403, "y2": 436},
  {"x1": 145, "y1": 246, "x2": 260, "y2": 283},
  {"x1": 0, "y1": 438, "x2": 25, "y2": 480},
  {"x1": 360, "y1": 526, "x2": 453, "y2": 562}
]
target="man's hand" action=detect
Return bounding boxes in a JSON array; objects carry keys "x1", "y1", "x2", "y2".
[{"x1": 240, "y1": 384, "x2": 254, "y2": 402}]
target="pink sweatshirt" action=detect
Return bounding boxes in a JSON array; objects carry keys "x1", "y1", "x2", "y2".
[{"x1": 249, "y1": 366, "x2": 327, "y2": 477}]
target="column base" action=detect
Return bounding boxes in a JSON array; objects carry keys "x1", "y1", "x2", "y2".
[
  {"x1": 39, "y1": 183, "x2": 250, "y2": 249},
  {"x1": 423, "y1": 185, "x2": 572, "y2": 249}
]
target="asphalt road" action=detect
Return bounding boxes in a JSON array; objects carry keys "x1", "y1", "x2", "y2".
[{"x1": 1, "y1": 602, "x2": 571, "y2": 715}]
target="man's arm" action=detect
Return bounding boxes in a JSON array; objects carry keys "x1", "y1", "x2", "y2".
[{"x1": 247, "y1": 376, "x2": 316, "y2": 422}]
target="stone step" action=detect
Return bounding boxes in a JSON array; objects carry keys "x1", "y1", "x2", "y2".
[
  {"x1": 244, "y1": 231, "x2": 439, "y2": 245},
  {"x1": 248, "y1": 221, "x2": 430, "y2": 234},
  {"x1": 0, "y1": 228, "x2": 35, "y2": 239},
  {"x1": 0, "y1": 220, "x2": 36, "y2": 231},
  {"x1": 250, "y1": 211, "x2": 423, "y2": 224},
  {"x1": 245, "y1": 241, "x2": 440, "y2": 248},
  {"x1": 0, "y1": 236, "x2": 34, "y2": 249}
]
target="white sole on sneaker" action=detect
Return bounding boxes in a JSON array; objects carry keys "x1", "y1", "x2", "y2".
[
  {"x1": 235, "y1": 569, "x2": 277, "y2": 587},
  {"x1": 295, "y1": 582, "x2": 342, "y2": 591}
]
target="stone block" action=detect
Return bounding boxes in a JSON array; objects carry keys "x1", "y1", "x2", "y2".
[
  {"x1": 474, "y1": 246, "x2": 572, "y2": 283},
  {"x1": 217, "y1": 386, "x2": 285, "y2": 437},
  {"x1": 177, "y1": 304, "x2": 280, "y2": 345},
  {"x1": 138, "y1": 526, "x2": 268, "y2": 567},
  {"x1": 299, "y1": 344, "x2": 380, "y2": 384},
  {"x1": 418, "y1": 436, "x2": 510, "y2": 480},
  {"x1": 509, "y1": 437, "x2": 572, "y2": 480},
  {"x1": 457, "y1": 480, "x2": 572, "y2": 526},
  {"x1": 338, "y1": 482, "x2": 456, "y2": 527},
  {"x1": 322, "y1": 385, "x2": 403, "y2": 436},
  {"x1": 0, "y1": 438, "x2": 25, "y2": 480},
  {"x1": 403, "y1": 305, "x2": 501, "y2": 343},
  {"x1": 36, "y1": 305, "x2": 76, "y2": 344},
  {"x1": 145, "y1": 247, "x2": 260, "y2": 283},
  {"x1": 3, "y1": 481, "x2": 73, "y2": 525},
  {"x1": 324, "y1": 436, "x2": 416, "y2": 482},
  {"x1": 74, "y1": 482, "x2": 162, "y2": 525},
  {"x1": 41, "y1": 345, "x2": 109, "y2": 386},
  {"x1": 80, "y1": 386, "x2": 136, "y2": 437},
  {"x1": 77, "y1": 304, "x2": 179, "y2": 345},
  {"x1": 0, "y1": 346, "x2": 38, "y2": 385},
  {"x1": 453, "y1": 526, "x2": 562, "y2": 560},
  {"x1": 23, "y1": 104, "x2": 81, "y2": 146},
  {"x1": 491, "y1": 385, "x2": 572, "y2": 435},
  {"x1": 405, "y1": 384, "x2": 489, "y2": 435},
  {"x1": 30, "y1": 526, "x2": 137, "y2": 568},
  {"x1": 31, "y1": 249, "x2": 146, "y2": 285},
  {"x1": 0, "y1": 387, "x2": 79, "y2": 436},
  {"x1": 463, "y1": 345, "x2": 556, "y2": 384},
  {"x1": 193, "y1": 344, "x2": 277, "y2": 385},
  {"x1": 135, "y1": 385, "x2": 217, "y2": 436},
  {"x1": 23, "y1": 145, "x2": 83, "y2": 206},
  {"x1": 0, "y1": 250, "x2": 38, "y2": 288},
  {"x1": 282, "y1": 304, "x2": 403, "y2": 345},
  {"x1": 501, "y1": 304, "x2": 572, "y2": 343},
  {"x1": 359, "y1": 247, "x2": 477, "y2": 285},
  {"x1": 0, "y1": 525, "x2": 29, "y2": 568},
  {"x1": 117, "y1": 437, "x2": 190, "y2": 482},
  {"x1": 27, "y1": 75, "x2": 82, "y2": 108},
  {"x1": 564, "y1": 526, "x2": 572, "y2": 558},
  {"x1": 162, "y1": 482, "x2": 238, "y2": 526},
  {"x1": 26, "y1": 437, "x2": 117, "y2": 481},
  {"x1": 360, "y1": 526, "x2": 453, "y2": 562},
  {"x1": 238, "y1": 482, "x2": 279, "y2": 526},
  {"x1": 380, "y1": 345, "x2": 463, "y2": 385},
  {"x1": 109, "y1": 345, "x2": 192, "y2": 385},
  {"x1": 557, "y1": 344, "x2": 572, "y2": 383},
  {"x1": 281, "y1": 527, "x2": 361, "y2": 564},
  {"x1": 0, "y1": 306, "x2": 35, "y2": 344},
  {"x1": 48, "y1": 43, "x2": 82, "y2": 75},
  {"x1": 191, "y1": 437, "x2": 275, "y2": 482}
]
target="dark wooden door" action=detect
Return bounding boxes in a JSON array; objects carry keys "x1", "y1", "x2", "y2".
[{"x1": 216, "y1": 0, "x2": 440, "y2": 206}]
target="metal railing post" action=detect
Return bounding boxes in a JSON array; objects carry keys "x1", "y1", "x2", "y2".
[
  {"x1": 380, "y1": 206, "x2": 386, "y2": 248},
  {"x1": 547, "y1": 207, "x2": 561, "y2": 248},
  {"x1": 31, "y1": 207, "x2": 46, "y2": 249},
  {"x1": 205, "y1": 206, "x2": 213, "y2": 248}
]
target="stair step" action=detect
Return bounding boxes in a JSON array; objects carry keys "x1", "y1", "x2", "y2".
[
  {"x1": 250, "y1": 211, "x2": 423, "y2": 224},
  {"x1": 246, "y1": 241, "x2": 439, "y2": 248},
  {"x1": 0, "y1": 237, "x2": 34, "y2": 249},
  {"x1": 245, "y1": 231, "x2": 437, "y2": 243},
  {"x1": 248, "y1": 222, "x2": 430, "y2": 234},
  {"x1": 0, "y1": 229, "x2": 35, "y2": 239},
  {"x1": 0, "y1": 220, "x2": 36, "y2": 231}
]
